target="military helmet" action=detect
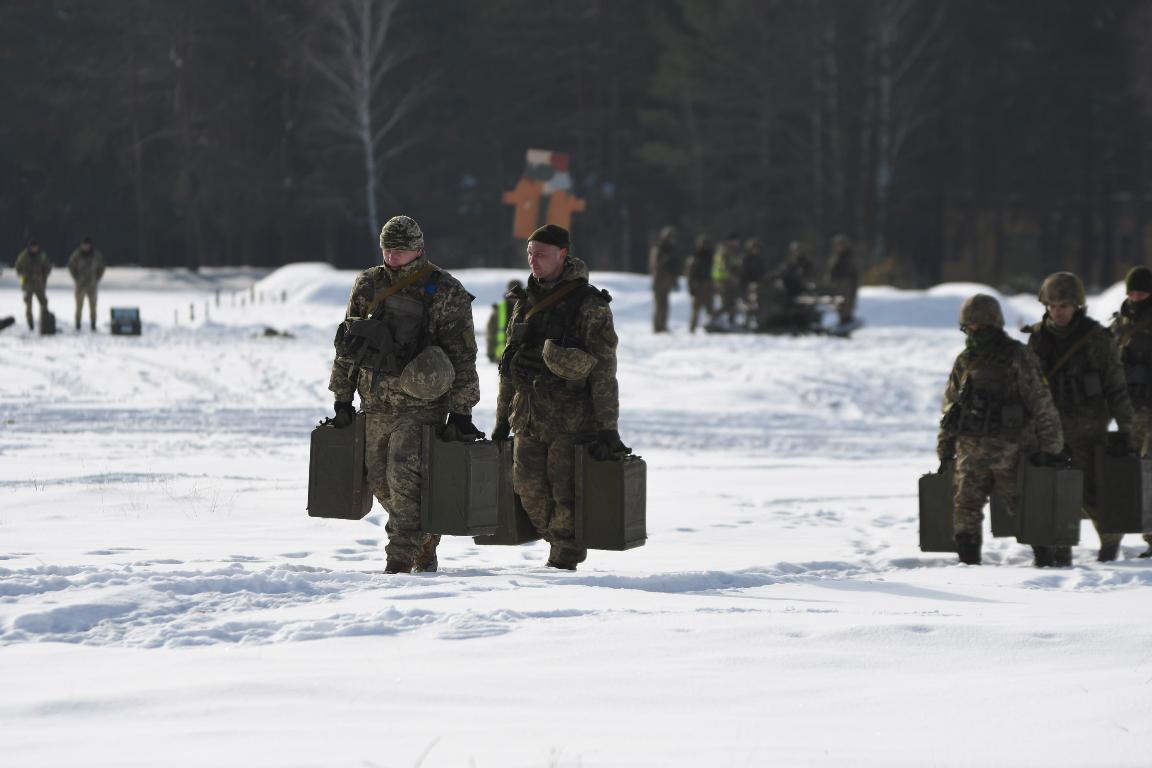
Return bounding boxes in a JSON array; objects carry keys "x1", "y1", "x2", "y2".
[
  {"x1": 788, "y1": 240, "x2": 807, "y2": 255},
  {"x1": 959, "y1": 293, "x2": 1005, "y2": 329},
  {"x1": 695, "y1": 233, "x2": 712, "y2": 249},
  {"x1": 542, "y1": 339, "x2": 597, "y2": 381},
  {"x1": 380, "y1": 215, "x2": 425, "y2": 251},
  {"x1": 398, "y1": 346, "x2": 454, "y2": 399},
  {"x1": 659, "y1": 225, "x2": 677, "y2": 241},
  {"x1": 1126, "y1": 266, "x2": 1152, "y2": 294},
  {"x1": 744, "y1": 237, "x2": 763, "y2": 253},
  {"x1": 1037, "y1": 272, "x2": 1085, "y2": 307},
  {"x1": 832, "y1": 234, "x2": 850, "y2": 249}
]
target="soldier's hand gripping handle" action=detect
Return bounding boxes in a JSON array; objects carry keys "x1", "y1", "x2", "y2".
[
  {"x1": 491, "y1": 419, "x2": 512, "y2": 442},
  {"x1": 332, "y1": 401, "x2": 356, "y2": 429},
  {"x1": 441, "y1": 412, "x2": 484, "y2": 443},
  {"x1": 937, "y1": 457, "x2": 954, "y2": 474},
  {"x1": 590, "y1": 429, "x2": 630, "y2": 461}
]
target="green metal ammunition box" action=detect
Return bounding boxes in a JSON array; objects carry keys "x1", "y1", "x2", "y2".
[
  {"x1": 1094, "y1": 443, "x2": 1151, "y2": 534},
  {"x1": 575, "y1": 447, "x2": 647, "y2": 551},
  {"x1": 110, "y1": 307, "x2": 142, "y2": 335},
  {"x1": 473, "y1": 440, "x2": 541, "y2": 546},
  {"x1": 918, "y1": 466, "x2": 956, "y2": 552},
  {"x1": 307, "y1": 413, "x2": 373, "y2": 520},
  {"x1": 420, "y1": 426, "x2": 499, "y2": 536},
  {"x1": 39, "y1": 308, "x2": 56, "y2": 336},
  {"x1": 1015, "y1": 463, "x2": 1083, "y2": 546}
]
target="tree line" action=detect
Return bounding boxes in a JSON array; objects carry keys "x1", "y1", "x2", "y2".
[{"x1": 2, "y1": 0, "x2": 1150, "y2": 288}]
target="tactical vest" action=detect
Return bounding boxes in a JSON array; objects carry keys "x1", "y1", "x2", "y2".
[
  {"x1": 943, "y1": 341, "x2": 1026, "y2": 437},
  {"x1": 499, "y1": 281, "x2": 604, "y2": 392},
  {"x1": 1117, "y1": 314, "x2": 1152, "y2": 408},
  {"x1": 1029, "y1": 323, "x2": 1104, "y2": 409}
]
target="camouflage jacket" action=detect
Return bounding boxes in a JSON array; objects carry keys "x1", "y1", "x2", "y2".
[
  {"x1": 328, "y1": 255, "x2": 479, "y2": 419},
  {"x1": 1026, "y1": 311, "x2": 1133, "y2": 436},
  {"x1": 14, "y1": 249, "x2": 51, "y2": 288},
  {"x1": 825, "y1": 250, "x2": 858, "y2": 286},
  {"x1": 1109, "y1": 298, "x2": 1152, "y2": 412},
  {"x1": 937, "y1": 329, "x2": 1063, "y2": 459},
  {"x1": 649, "y1": 240, "x2": 680, "y2": 284},
  {"x1": 496, "y1": 257, "x2": 620, "y2": 439},
  {"x1": 67, "y1": 249, "x2": 106, "y2": 287}
]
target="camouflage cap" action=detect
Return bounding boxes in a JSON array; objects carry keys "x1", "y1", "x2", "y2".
[
  {"x1": 1038, "y1": 272, "x2": 1085, "y2": 306},
  {"x1": 380, "y1": 215, "x2": 425, "y2": 251},
  {"x1": 542, "y1": 339, "x2": 598, "y2": 381},
  {"x1": 398, "y1": 345, "x2": 454, "y2": 400},
  {"x1": 959, "y1": 293, "x2": 1005, "y2": 328}
]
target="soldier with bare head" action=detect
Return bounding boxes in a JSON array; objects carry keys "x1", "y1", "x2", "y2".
[
  {"x1": 68, "y1": 237, "x2": 106, "y2": 331},
  {"x1": 328, "y1": 215, "x2": 481, "y2": 574},
  {"x1": 492, "y1": 224, "x2": 626, "y2": 570}
]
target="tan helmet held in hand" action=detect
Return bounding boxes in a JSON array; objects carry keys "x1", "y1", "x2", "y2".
[{"x1": 398, "y1": 346, "x2": 454, "y2": 399}]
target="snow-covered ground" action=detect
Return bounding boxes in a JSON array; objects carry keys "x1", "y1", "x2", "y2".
[{"x1": 1, "y1": 262, "x2": 1149, "y2": 767}]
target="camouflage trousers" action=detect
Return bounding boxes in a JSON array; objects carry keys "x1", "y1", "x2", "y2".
[
  {"x1": 74, "y1": 284, "x2": 97, "y2": 330},
  {"x1": 688, "y1": 281, "x2": 713, "y2": 333},
  {"x1": 364, "y1": 414, "x2": 441, "y2": 565},
  {"x1": 22, "y1": 284, "x2": 47, "y2": 329},
  {"x1": 953, "y1": 436, "x2": 1020, "y2": 537},
  {"x1": 716, "y1": 279, "x2": 740, "y2": 324},
  {"x1": 1063, "y1": 427, "x2": 1123, "y2": 547},
  {"x1": 652, "y1": 275, "x2": 676, "y2": 332},
  {"x1": 513, "y1": 433, "x2": 588, "y2": 567},
  {"x1": 1133, "y1": 409, "x2": 1152, "y2": 542}
]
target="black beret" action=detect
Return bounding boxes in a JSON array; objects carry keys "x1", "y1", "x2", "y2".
[
  {"x1": 1126, "y1": 266, "x2": 1152, "y2": 294},
  {"x1": 528, "y1": 224, "x2": 570, "y2": 250}
]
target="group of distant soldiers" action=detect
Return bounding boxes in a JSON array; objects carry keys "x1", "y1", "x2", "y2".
[
  {"x1": 938, "y1": 267, "x2": 1152, "y2": 566},
  {"x1": 648, "y1": 227, "x2": 859, "y2": 334},
  {"x1": 3, "y1": 238, "x2": 107, "y2": 332}
]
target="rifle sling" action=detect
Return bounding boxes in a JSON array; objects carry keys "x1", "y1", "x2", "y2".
[
  {"x1": 524, "y1": 280, "x2": 586, "y2": 321},
  {"x1": 1046, "y1": 330, "x2": 1095, "y2": 380},
  {"x1": 366, "y1": 265, "x2": 436, "y2": 318}
]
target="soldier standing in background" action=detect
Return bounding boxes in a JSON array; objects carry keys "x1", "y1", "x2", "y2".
[
  {"x1": 685, "y1": 233, "x2": 714, "y2": 333},
  {"x1": 649, "y1": 226, "x2": 680, "y2": 333},
  {"x1": 1109, "y1": 265, "x2": 1152, "y2": 558},
  {"x1": 937, "y1": 294, "x2": 1064, "y2": 566},
  {"x1": 825, "y1": 234, "x2": 859, "y2": 326},
  {"x1": 492, "y1": 224, "x2": 627, "y2": 571},
  {"x1": 712, "y1": 233, "x2": 743, "y2": 326},
  {"x1": 67, "y1": 237, "x2": 106, "y2": 331},
  {"x1": 1026, "y1": 272, "x2": 1133, "y2": 563},
  {"x1": 328, "y1": 215, "x2": 482, "y2": 574},
  {"x1": 14, "y1": 240, "x2": 51, "y2": 331}
]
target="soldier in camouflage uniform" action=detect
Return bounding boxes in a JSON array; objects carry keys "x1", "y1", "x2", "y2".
[
  {"x1": 649, "y1": 226, "x2": 680, "y2": 333},
  {"x1": 1026, "y1": 272, "x2": 1133, "y2": 563},
  {"x1": 492, "y1": 224, "x2": 626, "y2": 570},
  {"x1": 685, "y1": 233, "x2": 714, "y2": 333},
  {"x1": 938, "y1": 294, "x2": 1064, "y2": 566},
  {"x1": 328, "y1": 215, "x2": 481, "y2": 574},
  {"x1": 14, "y1": 240, "x2": 51, "y2": 331},
  {"x1": 824, "y1": 234, "x2": 859, "y2": 326},
  {"x1": 1109, "y1": 265, "x2": 1152, "y2": 558},
  {"x1": 67, "y1": 237, "x2": 106, "y2": 331}
]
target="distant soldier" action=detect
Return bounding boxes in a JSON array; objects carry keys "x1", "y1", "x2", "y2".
[
  {"x1": 67, "y1": 237, "x2": 106, "y2": 331},
  {"x1": 486, "y1": 279, "x2": 523, "y2": 362},
  {"x1": 328, "y1": 215, "x2": 482, "y2": 574},
  {"x1": 493, "y1": 224, "x2": 627, "y2": 571},
  {"x1": 825, "y1": 234, "x2": 859, "y2": 326},
  {"x1": 1109, "y1": 265, "x2": 1152, "y2": 558},
  {"x1": 685, "y1": 233, "x2": 714, "y2": 333},
  {"x1": 740, "y1": 238, "x2": 766, "y2": 328},
  {"x1": 1026, "y1": 273, "x2": 1133, "y2": 563},
  {"x1": 778, "y1": 240, "x2": 814, "y2": 299},
  {"x1": 712, "y1": 233, "x2": 743, "y2": 326},
  {"x1": 649, "y1": 226, "x2": 680, "y2": 333},
  {"x1": 14, "y1": 240, "x2": 51, "y2": 331},
  {"x1": 937, "y1": 294, "x2": 1064, "y2": 566}
]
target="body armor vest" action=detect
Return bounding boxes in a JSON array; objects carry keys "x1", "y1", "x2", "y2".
[
  {"x1": 500, "y1": 281, "x2": 602, "y2": 392},
  {"x1": 1118, "y1": 315, "x2": 1152, "y2": 408},
  {"x1": 945, "y1": 340, "x2": 1026, "y2": 437},
  {"x1": 1030, "y1": 321, "x2": 1104, "y2": 409}
]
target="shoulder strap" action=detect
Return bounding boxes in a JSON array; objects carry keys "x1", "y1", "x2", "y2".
[
  {"x1": 365, "y1": 264, "x2": 436, "y2": 318},
  {"x1": 1046, "y1": 328, "x2": 1096, "y2": 379},
  {"x1": 524, "y1": 280, "x2": 586, "y2": 321}
]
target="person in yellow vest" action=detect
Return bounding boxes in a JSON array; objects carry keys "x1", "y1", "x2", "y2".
[
  {"x1": 487, "y1": 279, "x2": 523, "y2": 362},
  {"x1": 67, "y1": 237, "x2": 106, "y2": 331},
  {"x1": 711, "y1": 232, "x2": 742, "y2": 326}
]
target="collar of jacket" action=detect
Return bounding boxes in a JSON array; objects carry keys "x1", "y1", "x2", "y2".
[
  {"x1": 1044, "y1": 309, "x2": 1085, "y2": 338},
  {"x1": 382, "y1": 253, "x2": 430, "y2": 283},
  {"x1": 527, "y1": 257, "x2": 590, "y2": 300}
]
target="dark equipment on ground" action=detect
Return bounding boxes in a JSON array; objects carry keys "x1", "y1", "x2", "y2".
[
  {"x1": 420, "y1": 426, "x2": 499, "y2": 536},
  {"x1": 39, "y1": 307, "x2": 56, "y2": 335},
  {"x1": 307, "y1": 412, "x2": 373, "y2": 520},
  {"x1": 1014, "y1": 460, "x2": 1083, "y2": 547},
  {"x1": 110, "y1": 307, "x2": 142, "y2": 335},
  {"x1": 0, "y1": 317, "x2": 14, "y2": 333},
  {"x1": 707, "y1": 290, "x2": 862, "y2": 338},
  {"x1": 918, "y1": 463, "x2": 956, "y2": 552},
  {"x1": 473, "y1": 440, "x2": 541, "y2": 546},
  {"x1": 1094, "y1": 432, "x2": 1152, "y2": 534},
  {"x1": 575, "y1": 444, "x2": 647, "y2": 550}
]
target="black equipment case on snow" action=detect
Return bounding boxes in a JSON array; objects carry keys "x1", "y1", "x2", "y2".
[
  {"x1": 575, "y1": 446, "x2": 647, "y2": 550},
  {"x1": 918, "y1": 464, "x2": 956, "y2": 552},
  {"x1": 110, "y1": 307, "x2": 142, "y2": 335},
  {"x1": 1015, "y1": 462, "x2": 1083, "y2": 546},
  {"x1": 39, "y1": 307, "x2": 56, "y2": 335},
  {"x1": 1094, "y1": 434, "x2": 1152, "y2": 534},
  {"x1": 473, "y1": 439, "x2": 541, "y2": 546},
  {"x1": 307, "y1": 412, "x2": 373, "y2": 520},
  {"x1": 420, "y1": 426, "x2": 499, "y2": 536}
]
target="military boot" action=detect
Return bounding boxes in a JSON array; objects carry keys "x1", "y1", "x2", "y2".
[
  {"x1": 545, "y1": 559, "x2": 577, "y2": 571},
  {"x1": 1098, "y1": 541, "x2": 1121, "y2": 563},
  {"x1": 1032, "y1": 546, "x2": 1054, "y2": 568},
  {"x1": 1051, "y1": 547, "x2": 1073, "y2": 568},
  {"x1": 384, "y1": 558, "x2": 412, "y2": 574},
  {"x1": 413, "y1": 538, "x2": 438, "y2": 573},
  {"x1": 955, "y1": 532, "x2": 982, "y2": 565}
]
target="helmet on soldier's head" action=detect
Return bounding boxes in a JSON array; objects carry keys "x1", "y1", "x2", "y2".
[
  {"x1": 380, "y1": 215, "x2": 425, "y2": 251},
  {"x1": 1037, "y1": 272, "x2": 1085, "y2": 307},
  {"x1": 695, "y1": 233, "x2": 712, "y2": 249},
  {"x1": 1126, "y1": 266, "x2": 1152, "y2": 294},
  {"x1": 744, "y1": 237, "x2": 762, "y2": 253},
  {"x1": 832, "y1": 234, "x2": 850, "y2": 249},
  {"x1": 788, "y1": 240, "x2": 806, "y2": 256},
  {"x1": 659, "y1": 225, "x2": 677, "y2": 242},
  {"x1": 542, "y1": 339, "x2": 598, "y2": 381},
  {"x1": 959, "y1": 294, "x2": 1005, "y2": 329},
  {"x1": 398, "y1": 346, "x2": 454, "y2": 399}
]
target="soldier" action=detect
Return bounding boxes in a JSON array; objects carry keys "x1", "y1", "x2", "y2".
[
  {"x1": 711, "y1": 233, "x2": 743, "y2": 326},
  {"x1": 67, "y1": 237, "x2": 106, "y2": 331},
  {"x1": 740, "y1": 238, "x2": 766, "y2": 329},
  {"x1": 649, "y1": 226, "x2": 680, "y2": 333},
  {"x1": 1026, "y1": 272, "x2": 1133, "y2": 563},
  {"x1": 937, "y1": 294, "x2": 1064, "y2": 566},
  {"x1": 14, "y1": 240, "x2": 51, "y2": 331},
  {"x1": 492, "y1": 224, "x2": 627, "y2": 571},
  {"x1": 1109, "y1": 265, "x2": 1152, "y2": 558},
  {"x1": 685, "y1": 233, "x2": 714, "y2": 333},
  {"x1": 825, "y1": 234, "x2": 859, "y2": 326},
  {"x1": 486, "y1": 279, "x2": 523, "y2": 362},
  {"x1": 328, "y1": 215, "x2": 482, "y2": 574}
]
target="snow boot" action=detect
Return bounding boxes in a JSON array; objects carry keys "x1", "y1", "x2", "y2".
[
  {"x1": 384, "y1": 558, "x2": 412, "y2": 574},
  {"x1": 413, "y1": 539, "x2": 438, "y2": 573},
  {"x1": 1032, "y1": 546, "x2": 1054, "y2": 568},
  {"x1": 545, "y1": 559, "x2": 577, "y2": 571},
  {"x1": 1098, "y1": 541, "x2": 1121, "y2": 563},
  {"x1": 1051, "y1": 547, "x2": 1073, "y2": 568},
  {"x1": 955, "y1": 532, "x2": 982, "y2": 565}
]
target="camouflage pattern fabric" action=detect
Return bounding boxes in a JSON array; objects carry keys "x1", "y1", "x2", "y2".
[
  {"x1": 14, "y1": 248, "x2": 51, "y2": 290},
  {"x1": 513, "y1": 433, "x2": 587, "y2": 567},
  {"x1": 953, "y1": 435, "x2": 1020, "y2": 535},
  {"x1": 363, "y1": 415, "x2": 440, "y2": 565},
  {"x1": 650, "y1": 236, "x2": 679, "y2": 332},
  {"x1": 825, "y1": 245, "x2": 858, "y2": 325},
  {"x1": 1109, "y1": 299, "x2": 1152, "y2": 543},
  {"x1": 74, "y1": 284, "x2": 98, "y2": 330},
  {"x1": 685, "y1": 246, "x2": 714, "y2": 332},
  {"x1": 67, "y1": 248, "x2": 106, "y2": 288},
  {"x1": 379, "y1": 215, "x2": 424, "y2": 251}
]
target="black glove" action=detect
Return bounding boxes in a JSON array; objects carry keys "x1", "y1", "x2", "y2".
[
  {"x1": 491, "y1": 419, "x2": 511, "y2": 442},
  {"x1": 440, "y1": 412, "x2": 484, "y2": 442},
  {"x1": 937, "y1": 457, "x2": 954, "y2": 474},
  {"x1": 1107, "y1": 432, "x2": 1135, "y2": 458},
  {"x1": 332, "y1": 401, "x2": 355, "y2": 428},
  {"x1": 589, "y1": 429, "x2": 630, "y2": 461}
]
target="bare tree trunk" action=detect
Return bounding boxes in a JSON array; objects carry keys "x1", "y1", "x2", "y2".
[
  {"x1": 825, "y1": 14, "x2": 845, "y2": 232},
  {"x1": 128, "y1": 4, "x2": 148, "y2": 267},
  {"x1": 872, "y1": 4, "x2": 895, "y2": 266}
]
